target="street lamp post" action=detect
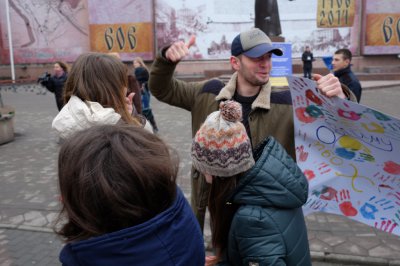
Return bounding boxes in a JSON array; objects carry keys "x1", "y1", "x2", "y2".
[{"x1": 5, "y1": 0, "x2": 16, "y2": 83}]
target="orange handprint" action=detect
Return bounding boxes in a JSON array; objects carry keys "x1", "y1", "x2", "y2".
[{"x1": 335, "y1": 189, "x2": 358, "y2": 217}]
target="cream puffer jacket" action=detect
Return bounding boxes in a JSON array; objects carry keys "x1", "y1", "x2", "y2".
[{"x1": 52, "y1": 96, "x2": 152, "y2": 139}]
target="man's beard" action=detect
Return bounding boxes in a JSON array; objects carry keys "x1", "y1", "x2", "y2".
[{"x1": 246, "y1": 76, "x2": 269, "y2": 87}]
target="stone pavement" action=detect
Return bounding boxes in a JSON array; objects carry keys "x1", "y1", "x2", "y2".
[{"x1": 0, "y1": 82, "x2": 400, "y2": 265}]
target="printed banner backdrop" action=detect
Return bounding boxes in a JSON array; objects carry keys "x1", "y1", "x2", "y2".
[
  {"x1": 287, "y1": 76, "x2": 400, "y2": 235},
  {"x1": 0, "y1": 0, "x2": 90, "y2": 64},
  {"x1": 155, "y1": 0, "x2": 358, "y2": 59},
  {"x1": 317, "y1": 0, "x2": 355, "y2": 28},
  {"x1": 87, "y1": 0, "x2": 154, "y2": 61},
  {"x1": 363, "y1": 0, "x2": 400, "y2": 55}
]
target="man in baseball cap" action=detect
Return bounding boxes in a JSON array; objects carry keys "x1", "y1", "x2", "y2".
[
  {"x1": 148, "y1": 27, "x2": 350, "y2": 234},
  {"x1": 231, "y1": 28, "x2": 283, "y2": 57}
]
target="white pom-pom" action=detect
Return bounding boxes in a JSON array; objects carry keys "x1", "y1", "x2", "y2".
[{"x1": 219, "y1": 100, "x2": 242, "y2": 122}]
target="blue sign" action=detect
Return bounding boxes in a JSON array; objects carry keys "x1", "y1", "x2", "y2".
[
  {"x1": 322, "y1": 56, "x2": 333, "y2": 71},
  {"x1": 271, "y1": 43, "x2": 292, "y2": 77}
]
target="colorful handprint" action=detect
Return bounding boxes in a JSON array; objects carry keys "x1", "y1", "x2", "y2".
[{"x1": 335, "y1": 189, "x2": 358, "y2": 217}]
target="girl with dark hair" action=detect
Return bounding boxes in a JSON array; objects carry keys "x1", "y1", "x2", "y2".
[
  {"x1": 56, "y1": 124, "x2": 205, "y2": 265},
  {"x1": 40, "y1": 61, "x2": 68, "y2": 111},
  {"x1": 52, "y1": 52, "x2": 151, "y2": 140},
  {"x1": 191, "y1": 100, "x2": 311, "y2": 266}
]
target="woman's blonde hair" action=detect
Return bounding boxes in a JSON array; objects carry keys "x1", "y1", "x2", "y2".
[
  {"x1": 133, "y1": 57, "x2": 148, "y2": 71},
  {"x1": 64, "y1": 52, "x2": 140, "y2": 125}
]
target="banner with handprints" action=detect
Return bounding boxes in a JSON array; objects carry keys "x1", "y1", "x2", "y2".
[{"x1": 287, "y1": 76, "x2": 400, "y2": 236}]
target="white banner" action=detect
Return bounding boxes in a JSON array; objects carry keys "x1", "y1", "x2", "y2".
[{"x1": 288, "y1": 76, "x2": 400, "y2": 235}]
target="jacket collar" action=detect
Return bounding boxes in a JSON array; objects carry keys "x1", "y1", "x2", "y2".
[
  {"x1": 215, "y1": 72, "x2": 272, "y2": 110},
  {"x1": 334, "y1": 65, "x2": 352, "y2": 77}
]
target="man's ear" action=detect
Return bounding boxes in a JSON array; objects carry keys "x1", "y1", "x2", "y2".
[
  {"x1": 345, "y1": 58, "x2": 351, "y2": 67},
  {"x1": 230, "y1": 56, "x2": 241, "y2": 71}
]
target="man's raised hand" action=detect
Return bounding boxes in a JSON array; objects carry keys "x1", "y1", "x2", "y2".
[
  {"x1": 314, "y1": 73, "x2": 346, "y2": 99},
  {"x1": 165, "y1": 35, "x2": 196, "y2": 63}
]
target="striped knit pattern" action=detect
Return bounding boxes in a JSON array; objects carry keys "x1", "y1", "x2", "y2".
[{"x1": 191, "y1": 101, "x2": 255, "y2": 177}]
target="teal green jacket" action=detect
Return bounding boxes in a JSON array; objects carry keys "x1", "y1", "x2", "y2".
[{"x1": 219, "y1": 137, "x2": 311, "y2": 266}]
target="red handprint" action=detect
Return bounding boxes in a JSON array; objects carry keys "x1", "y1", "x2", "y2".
[
  {"x1": 335, "y1": 189, "x2": 358, "y2": 217},
  {"x1": 375, "y1": 219, "x2": 398, "y2": 234},
  {"x1": 383, "y1": 161, "x2": 400, "y2": 175},
  {"x1": 320, "y1": 186, "x2": 337, "y2": 201},
  {"x1": 303, "y1": 169, "x2": 315, "y2": 181},
  {"x1": 296, "y1": 145, "x2": 309, "y2": 162}
]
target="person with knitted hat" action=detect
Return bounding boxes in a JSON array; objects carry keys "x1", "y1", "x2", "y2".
[{"x1": 192, "y1": 100, "x2": 311, "y2": 265}]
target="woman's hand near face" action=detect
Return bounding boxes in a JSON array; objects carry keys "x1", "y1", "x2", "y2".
[{"x1": 125, "y1": 92, "x2": 135, "y2": 114}]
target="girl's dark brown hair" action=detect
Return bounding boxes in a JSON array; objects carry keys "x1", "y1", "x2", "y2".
[
  {"x1": 55, "y1": 124, "x2": 179, "y2": 242},
  {"x1": 63, "y1": 52, "x2": 140, "y2": 125},
  {"x1": 208, "y1": 176, "x2": 239, "y2": 260}
]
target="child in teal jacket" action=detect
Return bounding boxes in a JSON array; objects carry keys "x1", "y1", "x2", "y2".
[{"x1": 192, "y1": 100, "x2": 311, "y2": 266}]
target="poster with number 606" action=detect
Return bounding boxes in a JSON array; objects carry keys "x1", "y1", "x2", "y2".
[{"x1": 287, "y1": 76, "x2": 400, "y2": 236}]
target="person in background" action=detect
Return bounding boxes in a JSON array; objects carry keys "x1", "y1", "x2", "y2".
[
  {"x1": 332, "y1": 48, "x2": 362, "y2": 102},
  {"x1": 302, "y1": 46, "x2": 314, "y2": 79},
  {"x1": 52, "y1": 52, "x2": 151, "y2": 141},
  {"x1": 191, "y1": 100, "x2": 310, "y2": 265},
  {"x1": 148, "y1": 28, "x2": 355, "y2": 233},
  {"x1": 40, "y1": 61, "x2": 68, "y2": 111},
  {"x1": 134, "y1": 57, "x2": 159, "y2": 133},
  {"x1": 56, "y1": 124, "x2": 205, "y2": 265}
]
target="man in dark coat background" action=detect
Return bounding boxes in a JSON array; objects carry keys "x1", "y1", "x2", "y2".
[{"x1": 332, "y1": 48, "x2": 362, "y2": 102}]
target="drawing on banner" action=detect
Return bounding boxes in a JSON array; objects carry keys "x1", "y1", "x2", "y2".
[
  {"x1": 287, "y1": 76, "x2": 400, "y2": 235},
  {"x1": 0, "y1": 0, "x2": 89, "y2": 63}
]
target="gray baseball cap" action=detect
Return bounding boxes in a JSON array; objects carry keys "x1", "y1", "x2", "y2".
[{"x1": 231, "y1": 28, "x2": 283, "y2": 58}]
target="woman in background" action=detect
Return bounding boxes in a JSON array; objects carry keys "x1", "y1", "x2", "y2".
[{"x1": 40, "y1": 61, "x2": 68, "y2": 111}]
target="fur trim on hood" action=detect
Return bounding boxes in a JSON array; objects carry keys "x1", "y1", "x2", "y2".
[{"x1": 215, "y1": 72, "x2": 272, "y2": 110}]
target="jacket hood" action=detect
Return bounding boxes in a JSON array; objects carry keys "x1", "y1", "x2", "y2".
[
  {"x1": 59, "y1": 188, "x2": 205, "y2": 266},
  {"x1": 135, "y1": 67, "x2": 149, "y2": 84},
  {"x1": 232, "y1": 137, "x2": 308, "y2": 208},
  {"x1": 52, "y1": 96, "x2": 121, "y2": 139}
]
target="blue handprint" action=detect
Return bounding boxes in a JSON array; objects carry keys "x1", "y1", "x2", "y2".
[
  {"x1": 360, "y1": 202, "x2": 378, "y2": 220},
  {"x1": 360, "y1": 196, "x2": 394, "y2": 220}
]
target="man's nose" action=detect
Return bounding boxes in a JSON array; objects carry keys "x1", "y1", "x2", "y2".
[{"x1": 259, "y1": 59, "x2": 271, "y2": 67}]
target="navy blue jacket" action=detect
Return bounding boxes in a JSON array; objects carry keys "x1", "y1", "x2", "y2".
[
  {"x1": 302, "y1": 51, "x2": 314, "y2": 69},
  {"x1": 219, "y1": 137, "x2": 311, "y2": 266},
  {"x1": 59, "y1": 188, "x2": 205, "y2": 266},
  {"x1": 334, "y1": 65, "x2": 362, "y2": 102},
  {"x1": 42, "y1": 73, "x2": 67, "y2": 111}
]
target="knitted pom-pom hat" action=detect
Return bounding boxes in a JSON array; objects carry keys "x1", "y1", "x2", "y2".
[{"x1": 191, "y1": 100, "x2": 255, "y2": 177}]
